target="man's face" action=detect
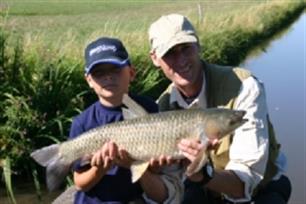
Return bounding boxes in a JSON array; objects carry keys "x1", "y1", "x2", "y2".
[
  {"x1": 86, "y1": 63, "x2": 134, "y2": 100},
  {"x1": 154, "y1": 43, "x2": 202, "y2": 89}
]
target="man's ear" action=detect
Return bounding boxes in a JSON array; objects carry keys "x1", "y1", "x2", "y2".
[{"x1": 150, "y1": 52, "x2": 160, "y2": 67}]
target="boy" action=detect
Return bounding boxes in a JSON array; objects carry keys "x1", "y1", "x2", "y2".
[{"x1": 69, "y1": 37, "x2": 181, "y2": 204}]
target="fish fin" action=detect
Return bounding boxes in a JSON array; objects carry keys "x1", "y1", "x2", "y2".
[
  {"x1": 130, "y1": 161, "x2": 150, "y2": 183},
  {"x1": 31, "y1": 144, "x2": 70, "y2": 191},
  {"x1": 122, "y1": 94, "x2": 148, "y2": 119},
  {"x1": 122, "y1": 107, "x2": 140, "y2": 120}
]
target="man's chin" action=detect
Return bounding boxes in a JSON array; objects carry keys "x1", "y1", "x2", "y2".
[{"x1": 174, "y1": 78, "x2": 192, "y2": 87}]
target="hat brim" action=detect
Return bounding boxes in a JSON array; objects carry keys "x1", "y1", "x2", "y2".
[
  {"x1": 156, "y1": 34, "x2": 198, "y2": 58},
  {"x1": 85, "y1": 58, "x2": 129, "y2": 75}
]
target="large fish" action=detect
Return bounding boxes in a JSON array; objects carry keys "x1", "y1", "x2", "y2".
[{"x1": 31, "y1": 95, "x2": 247, "y2": 191}]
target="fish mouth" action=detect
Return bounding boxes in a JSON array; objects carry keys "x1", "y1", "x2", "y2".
[{"x1": 230, "y1": 110, "x2": 248, "y2": 125}]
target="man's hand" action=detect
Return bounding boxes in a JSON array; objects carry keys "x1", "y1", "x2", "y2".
[
  {"x1": 148, "y1": 155, "x2": 180, "y2": 173},
  {"x1": 177, "y1": 138, "x2": 219, "y2": 164}
]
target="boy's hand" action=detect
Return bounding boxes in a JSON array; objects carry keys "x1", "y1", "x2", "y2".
[
  {"x1": 90, "y1": 141, "x2": 118, "y2": 170},
  {"x1": 115, "y1": 148, "x2": 135, "y2": 169}
]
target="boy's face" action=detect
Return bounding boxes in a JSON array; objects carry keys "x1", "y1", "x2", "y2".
[{"x1": 86, "y1": 63, "x2": 135, "y2": 104}]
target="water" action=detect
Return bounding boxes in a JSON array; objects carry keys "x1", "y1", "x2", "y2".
[{"x1": 241, "y1": 13, "x2": 306, "y2": 204}]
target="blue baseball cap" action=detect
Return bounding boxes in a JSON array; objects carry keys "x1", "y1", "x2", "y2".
[{"x1": 84, "y1": 37, "x2": 130, "y2": 75}]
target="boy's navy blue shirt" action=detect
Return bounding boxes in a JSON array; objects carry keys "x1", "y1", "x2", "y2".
[{"x1": 69, "y1": 94, "x2": 158, "y2": 204}]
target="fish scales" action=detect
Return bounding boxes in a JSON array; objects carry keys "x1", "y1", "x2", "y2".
[
  {"x1": 60, "y1": 110, "x2": 203, "y2": 163},
  {"x1": 31, "y1": 107, "x2": 247, "y2": 191}
]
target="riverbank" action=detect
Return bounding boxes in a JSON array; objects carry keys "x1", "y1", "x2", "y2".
[{"x1": 0, "y1": 1, "x2": 305, "y2": 203}]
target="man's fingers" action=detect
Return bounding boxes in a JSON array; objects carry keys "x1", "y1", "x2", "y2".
[
  {"x1": 207, "y1": 138, "x2": 220, "y2": 150},
  {"x1": 180, "y1": 139, "x2": 202, "y2": 148},
  {"x1": 178, "y1": 143, "x2": 202, "y2": 156},
  {"x1": 180, "y1": 151, "x2": 196, "y2": 162},
  {"x1": 149, "y1": 158, "x2": 158, "y2": 166},
  {"x1": 158, "y1": 155, "x2": 166, "y2": 166},
  {"x1": 165, "y1": 156, "x2": 173, "y2": 165}
]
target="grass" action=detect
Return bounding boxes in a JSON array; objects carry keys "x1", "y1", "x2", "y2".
[{"x1": 0, "y1": 0, "x2": 305, "y2": 202}]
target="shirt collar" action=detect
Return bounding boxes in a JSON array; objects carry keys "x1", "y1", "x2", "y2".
[{"x1": 169, "y1": 71, "x2": 207, "y2": 109}]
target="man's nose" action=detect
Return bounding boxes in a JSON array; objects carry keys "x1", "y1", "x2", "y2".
[{"x1": 176, "y1": 51, "x2": 188, "y2": 66}]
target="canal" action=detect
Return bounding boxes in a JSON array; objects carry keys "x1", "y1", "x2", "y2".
[{"x1": 241, "y1": 12, "x2": 305, "y2": 204}]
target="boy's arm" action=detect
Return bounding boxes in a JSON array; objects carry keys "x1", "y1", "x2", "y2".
[
  {"x1": 73, "y1": 161, "x2": 110, "y2": 192},
  {"x1": 73, "y1": 142, "x2": 116, "y2": 191}
]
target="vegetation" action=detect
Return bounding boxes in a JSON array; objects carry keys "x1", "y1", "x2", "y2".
[{"x1": 0, "y1": 0, "x2": 304, "y2": 203}]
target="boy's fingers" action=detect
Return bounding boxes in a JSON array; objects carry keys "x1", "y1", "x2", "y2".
[
  {"x1": 91, "y1": 155, "x2": 96, "y2": 166},
  {"x1": 118, "y1": 148, "x2": 125, "y2": 159},
  {"x1": 91, "y1": 153, "x2": 99, "y2": 166},
  {"x1": 103, "y1": 156, "x2": 112, "y2": 169},
  {"x1": 108, "y1": 141, "x2": 118, "y2": 160},
  {"x1": 101, "y1": 143, "x2": 109, "y2": 158}
]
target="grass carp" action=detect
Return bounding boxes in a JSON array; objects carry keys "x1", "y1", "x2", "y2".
[{"x1": 31, "y1": 95, "x2": 247, "y2": 191}]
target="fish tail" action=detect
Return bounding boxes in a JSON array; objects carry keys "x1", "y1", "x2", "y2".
[{"x1": 30, "y1": 144, "x2": 70, "y2": 191}]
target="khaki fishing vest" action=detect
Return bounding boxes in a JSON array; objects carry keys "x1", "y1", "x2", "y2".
[{"x1": 158, "y1": 61, "x2": 280, "y2": 191}]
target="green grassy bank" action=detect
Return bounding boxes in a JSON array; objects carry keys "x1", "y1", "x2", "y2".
[{"x1": 0, "y1": 0, "x2": 305, "y2": 202}]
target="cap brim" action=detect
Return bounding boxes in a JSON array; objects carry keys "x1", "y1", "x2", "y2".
[
  {"x1": 85, "y1": 58, "x2": 129, "y2": 75},
  {"x1": 156, "y1": 34, "x2": 198, "y2": 58}
]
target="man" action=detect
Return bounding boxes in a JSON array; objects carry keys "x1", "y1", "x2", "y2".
[{"x1": 148, "y1": 14, "x2": 291, "y2": 204}]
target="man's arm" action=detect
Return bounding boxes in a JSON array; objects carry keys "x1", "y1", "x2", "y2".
[
  {"x1": 179, "y1": 139, "x2": 245, "y2": 198},
  {"x1": 223, "y1": 76, "x2": 270, "y2": 201},
  {"x1": 140, "y1": 157, "x2": 184, "y2": 204},
  {"x1": 178, "y1": 76, "x2": 270, "y2": 202},
  {"x1": 139, "y1": 170, "x2": 168, "y2": 202}
]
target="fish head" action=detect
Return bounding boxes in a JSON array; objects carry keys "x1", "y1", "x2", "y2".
[{"x1": 200, "y1": 108, "x2": 248, "y2": 140}]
